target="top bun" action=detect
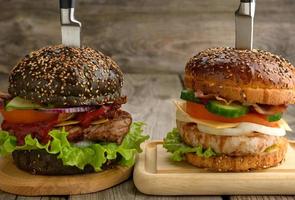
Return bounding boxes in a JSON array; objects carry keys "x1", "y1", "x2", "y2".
[
  {"x1": 8, "y1": 45, "x2": 123, "y2": 106},
  {"x1": 185, "y1": 47, "x2": 295, "y2": 105}
]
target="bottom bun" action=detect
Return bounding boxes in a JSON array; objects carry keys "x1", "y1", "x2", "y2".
[
  {"x1": 12, "y1": 150, "x2": 104, "y2": 175},
  {"x1": 185, "y1": 137, "x2": 288, "y2": 172}
]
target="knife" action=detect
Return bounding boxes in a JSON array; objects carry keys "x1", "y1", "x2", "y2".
[
  {"x1": 59, "y1": 0, "x2": 81, "y2": 47},
  {"x1": 235, "y1": 0, "x2": 256, "y2": 50}
]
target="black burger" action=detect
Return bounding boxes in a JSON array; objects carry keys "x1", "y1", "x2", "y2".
[{"x1": 0, "y1": 45, "x2": 149, "y2": 175}]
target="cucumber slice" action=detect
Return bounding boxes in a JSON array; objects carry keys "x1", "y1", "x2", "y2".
[
  {"x1": 5, "y1": 97, "x2": 42, "y2": 111},
  {"x1": 205, "y1": 100, "x2": 249, "y2": 118},
  {"x1": 180, "y1": 89, "x2": 200, "y2": 103},
  {"x1": 267, "y1": 113, "x2": 282, "y2": 122}
]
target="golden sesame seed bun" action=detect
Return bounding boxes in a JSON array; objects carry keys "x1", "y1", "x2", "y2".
[
  {"x1": 185, "y1": 47, "x2": 295, "y2": 105},
  {"x1": 185, "y1": 137, "x2": 288, "y2": 172},
  {"x1": 8, "y1": 45, "x2": 123, "y2": 106}
]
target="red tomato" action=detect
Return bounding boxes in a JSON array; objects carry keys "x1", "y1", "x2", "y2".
[
  {"x1": 1, "y1": 110, "x2": 58, "y2": 124},
  {"x1": 186, "y1": 102, "x2": 279, "y2": 127}
]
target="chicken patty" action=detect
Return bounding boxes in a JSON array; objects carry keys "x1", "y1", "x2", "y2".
[{"x1": 177, "y1": 120, "x2": 280, "y2": 156}]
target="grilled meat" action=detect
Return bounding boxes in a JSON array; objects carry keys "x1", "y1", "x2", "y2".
[{"x1": 66, "y1": 110, "x2": 132, "y2": 144}]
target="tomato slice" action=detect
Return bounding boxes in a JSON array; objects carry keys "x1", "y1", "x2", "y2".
[
  {"x1": 186, "y1": 102, "x2": 279, "y2": 127},
  {"x1": 1, "y1": 110, "x2": 58, "y2": 124}
]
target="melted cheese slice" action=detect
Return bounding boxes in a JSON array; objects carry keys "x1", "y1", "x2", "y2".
[{"x1": 174, "y1": 100, "x2": 292, "y2": 131}]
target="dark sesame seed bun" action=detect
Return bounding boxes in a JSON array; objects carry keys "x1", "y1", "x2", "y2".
[
  {"x1": 12, "y1": 150, "x2": 95, "y2": 175},
  {"x1": 12, "y1": 149, "x2": 115, "y2": 175},
  {"x1": 8, "y1": 45, "x2": 123, "y2": 106},
  {"x1": 185, "y1": 47, "x2": 295, "y2": 105}
]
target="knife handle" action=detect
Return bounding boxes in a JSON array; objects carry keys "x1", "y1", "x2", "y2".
[
  {"x1": 59, "y1": 0, "x2": 81, "y2": 26},
  {"x1": 236, "y1": 0, "x2": 255, "y2": 16},
  {"x1": 59, "y1": 0, "x2": 75, "y2": 9}
]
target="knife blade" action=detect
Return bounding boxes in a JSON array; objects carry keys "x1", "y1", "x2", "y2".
[
  {"x1": 235, "y1": 0, "x2": 256, "y2": 50},
  {"x1": 60, "y1": 0, "x2": 81, "y2": 48}
]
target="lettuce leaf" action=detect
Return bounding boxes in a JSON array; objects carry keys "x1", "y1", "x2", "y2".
[
  {"x1": 0, "y1": 122, "x2": 149, "y2": 172},
  {"x1": 0, "y1": 132, "x2": 17, "y2": 156},
  {"x1": 163, "y1": 128, "x2": 216, "y2": 161}
]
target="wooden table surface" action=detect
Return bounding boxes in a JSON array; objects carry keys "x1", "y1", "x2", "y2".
[{"x1": 1, "y1": 0, "x2": 295, "y2": 199}]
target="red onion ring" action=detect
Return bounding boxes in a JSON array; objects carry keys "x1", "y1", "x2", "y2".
[{"x1": 39, "y1": 106, "x2": 96, "y2": 113}]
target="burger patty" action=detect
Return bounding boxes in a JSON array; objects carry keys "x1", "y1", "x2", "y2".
[
  {"x1": 177, "y1": 120, "x2": 280, "y2": 156},
  {"x1": 66, "y1": 110, "x2": 132, "y2": 144}
]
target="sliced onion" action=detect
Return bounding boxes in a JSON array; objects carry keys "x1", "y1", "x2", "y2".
[
  {"x1": 0, "y1": 92, "x2": 11, "y2": 99},
  {"x1": 195, "y1": 90, "x2": 215, "y2": 99},
  {"x1": 194, "y1": 90, "x2": 233, "y2": 105},
  {"x1": 215, "y1": 96, "x2": 233, "y2": 105},
  {"x1": 252, "y1": 104, "x2": 287, "y2": 115},
  {"x1": 0, "y1": 99, "x2": 3, "y2": 108},
  {"x1": 40, "y1": 106, "x2": 95, "y2": 113}
]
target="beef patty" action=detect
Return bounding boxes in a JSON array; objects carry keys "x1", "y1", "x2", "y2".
[{"x1": 66, "y1": 110, "x2": 132, "y2": 144}]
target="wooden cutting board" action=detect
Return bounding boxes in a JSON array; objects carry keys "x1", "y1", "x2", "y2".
[
  {"x1": 0, "y1": 156, "x2": 132, "y2": 196},
  {"x1": 133, "y1": 141, "x2": 295, "y2": 195}
]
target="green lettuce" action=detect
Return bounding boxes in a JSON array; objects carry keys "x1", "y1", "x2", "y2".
[
  {"x1": 163, "y1": 128, "x2": 216, "y2": 161},
  {"x1": 0, "y1": 122, "x2": 149, "y2": 172}
]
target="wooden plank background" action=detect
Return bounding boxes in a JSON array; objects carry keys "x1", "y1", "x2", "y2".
[
  {"x1": 0, "y1": 0, "x2": 295, "y2": 200},
  {"x1": 1, "y1": 0, "x2": 295, "y2": 78}
]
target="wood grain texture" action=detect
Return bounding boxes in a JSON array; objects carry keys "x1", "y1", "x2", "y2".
[
  {"x1": 17, "y1": 196, "x2": 66, "y2": 200},
  {"x1": 122, "y1": 74, "x2": 182, "y2": 139},
  {"x1": 134, "y1": 141, "x2": 295, "y2": 195},
  {"x1": 230, "y1": 196, "x2": 295, "y2": 200},
  {"x1": 0, "y1": 0, "x2": 295, "y2": 75},
  {"x1": 134, "y1": 195, "x2": 222, "y2": 200},
  {"x1": 0, "y1": 190, "x2": 15, "y2": 200},
  {"x1": 0, "y1": 0, "x2": 295, "y2": 199},
  {"x1": 70, "y1": 179, "x2": 136, "y2": 200}
]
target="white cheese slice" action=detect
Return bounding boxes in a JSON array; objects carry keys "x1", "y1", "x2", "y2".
[
  {"x1": 197, "y1": 123, "x2": 286, "y2": 136},
  {"x1": 174, "y1": 100, "x2": 292, "y2": 131}
]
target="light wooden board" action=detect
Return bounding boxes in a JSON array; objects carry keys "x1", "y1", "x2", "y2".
[
  {"x1": 0, "y1": 155, "x2": 132, "y2": 196},
  {"x1": 230, "y1": 196, "x2": 295, "y2": 200},
  {"x1": 134, "y1": 141, "x2": 295, "y2": 195}
]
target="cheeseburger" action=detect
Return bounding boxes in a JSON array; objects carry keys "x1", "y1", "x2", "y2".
[
  {"x1": 0, "y1": 45, "x2": 148, "y2": 175},
  {"x1": 164, "y1": 47, "x2": 294, "y2": 172}
]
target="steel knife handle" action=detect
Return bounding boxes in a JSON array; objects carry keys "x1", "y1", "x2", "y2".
[
  {"x1": 59, "y1": 0, "x2": 80, "y2": 26},
  {"x1": 59, "y1": 0, "x2": 75, "y2": 9},
  {"x1": 236, "y1": 0, "x2": 255, "y2": 17},
  {"x1": 235, "y1": 0, "x2": 256, "y2": 49},
  {"x1": 241, "y1": 0, "x2": 254, "y2": 2}
]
